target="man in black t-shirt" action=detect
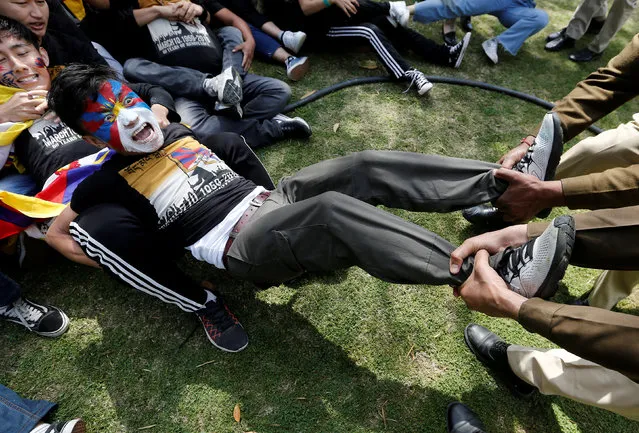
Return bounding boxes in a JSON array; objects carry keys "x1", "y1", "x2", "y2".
[{"x1": 46, "y1": 64, "x2": 575, "y2": 355}]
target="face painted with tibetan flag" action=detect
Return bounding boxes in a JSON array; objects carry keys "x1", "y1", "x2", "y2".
[{"x1": 80, "y1": 79, "x2": 163, "y2": 154}]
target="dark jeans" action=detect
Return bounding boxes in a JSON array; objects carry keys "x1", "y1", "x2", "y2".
[
  {"x1": 124, "y1": 27, "x2": 291, "y2": 148},
  {"x1": 0, "y1": 271, "x2": 21, "y2": 307},
  {"x1": 226, "y1": 150, "x2": 505, "y2": 285},
  {"x1": 0, "y1": 384, "x2": 55, "y2": 433}
]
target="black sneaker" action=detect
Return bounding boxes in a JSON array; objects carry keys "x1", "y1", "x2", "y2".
[
  {"x1": 494, "y1": 215, "x2": 575, "y2": 299},
  {"x1": 513, "y1": 111, "x2": 563, "y2": 181},
  {"x1": 449, "y1": 32, "x2": 471, "y2": 69},
  {"x1": 274, "y1": 113, "x2": 312, "y2": 139},
  {"x1": 403, "y1": 69, "x2": 433, "y2": 95},
  {"x1": 0, "y1": 297, "x2": 69, "y2": 337},
  {"x1": 464, "y1": 324, "x2": 536, "y2": 398},
  {"x1": 196, "y1": 293, "x2": 248, "y2": 352},
  {"x1": 36, "y1": 419, "x2": 86, "y2": 433}
]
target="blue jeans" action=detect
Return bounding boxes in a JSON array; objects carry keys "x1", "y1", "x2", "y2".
[
  {"x1": 249, "y1": 24, "x2": 282, "y2": 59},
  {"x1": 0, "y1": 384, "x2": 55, "y2": 433},
  {"x1": 0, "y1": 271, "x2": 21, "y2": 307},
  {"x1": 413, "y1": 0, "x2": 548, "y2": 54},
  {"x1": 0, "y1": 172, "x2": 37, "y2": 196}
]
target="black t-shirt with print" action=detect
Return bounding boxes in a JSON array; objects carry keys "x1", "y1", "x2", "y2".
[
  {"x1": 84, "y1": 0, "x2": 224, "y2": 73},
  {"x1": 14, "y1": 115, "x2": 96, "y2": 188},
  {"x1": 71, "y1": 123, "x2": 257, "y2": 245}
]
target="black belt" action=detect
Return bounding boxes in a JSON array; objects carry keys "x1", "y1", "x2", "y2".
[{"x1": 222, "y1": 191, "x2": 271, "y2": 269}]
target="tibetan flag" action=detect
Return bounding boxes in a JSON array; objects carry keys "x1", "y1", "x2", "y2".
[{"x1": 0, "y1": 149, "x2": 114, "y2": 239}]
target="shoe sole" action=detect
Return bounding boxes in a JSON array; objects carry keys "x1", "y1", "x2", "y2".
[
  {"x1": 454, "y1": 32, "x2": 472, "y2": 69},
  {"x1": 535, "y1": 215, "x2": 575, "y2": 299},
  {"x1": 287, "y1": 58, "x2": 310, "y2": 81},
  {"x1": 418, "y1": 82, "x2": 433, "y2": 96},
  {"x1": 220, "y1": 69, "x2": 243, "y2": 106},
  {"x1": 463, "y1": 327, "x2": 536, "y2": 399},
  {"x1": 199, "y1": 317, "x2": 249, "y2": 353},
  {"x1": 3, "y1": 307, "x2": 70, "y2": 338},
  {"x1": 62, "y1": 419, "x2": 86, "y2": 433},
  {"x1": 541, "y1": 112, "x2": 564, "y2": 181}
]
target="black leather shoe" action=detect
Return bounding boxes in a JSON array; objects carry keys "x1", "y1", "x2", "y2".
[
  {"x1": 569, "y1": 48, "x2": 602, "y2": 62},
  {"x1": 545, "y1": 27, "x2": 566, "y2": 42},
  {"x1": 545, "y1": 33, "x2": 575, "y2": 51},
  {"x1": 461, "y1": 205, "x2": 509, "y2": 228},
  {"x1": 447, "y1": 402, "x2": 486, "y2": 433},
  {"x1": 464, "y1": 324, "x2": 536, "y2": 398},
  {"x1": 460, "y1": 16, "x2": 472, "y2": 32},
  {"x1": 443, "y1": 30, "x2": 458, "y2": 46}
]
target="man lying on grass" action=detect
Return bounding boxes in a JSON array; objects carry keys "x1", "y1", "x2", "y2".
[{"x1": 46, "y1": 64, "x2": 574, "y2": 353}]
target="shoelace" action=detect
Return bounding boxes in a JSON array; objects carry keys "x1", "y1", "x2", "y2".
[
  {"x1": 498, "y1": 240, "x2": 534, "y2": 282},
  {"x1": 514, "y1": 145, "x2": 534, "y2": 172},
  {"x1": 8, "y1": 299, "x2": 43, "y2": 330},
  {"x1": 202, "y1": 299, "x2": 236, "y2": 333},
  {"x1": 403, "y1": 70, "x2": 428, "y2": 93}
]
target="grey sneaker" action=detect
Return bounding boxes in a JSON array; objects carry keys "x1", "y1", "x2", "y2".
[
  {"x1": 514, "y1": 112, "x2": 563, "y2": 181},
  {"x1": 482, "y1": 38, "x2": 499, "y2": 64},
  {"x1": 281, "y1": 30, "x2": 307, "y2": 54},
  {"x1": 495, "y1": 215, "x2": 575, "y2": 298},
  {"x1": 32, "y1": 419, "x2": 86, "y2": 433},
  {"x1": 388, "y1": 1, "x2": 409, "y2": 27},
  {"x1": 403, "y1": 69, "x2": 433, "y2": 95},
  {"x1": 0, "y1": 297, "x2": 69, "y2": 337},
  {"x1": 203, "y1": 67, "x2": 243, "y2": 105},
  {"x1": 285, "y1": 56, "x2": 310, "y2": 81}
]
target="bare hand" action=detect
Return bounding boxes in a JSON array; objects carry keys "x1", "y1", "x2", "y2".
[
  {"x1": 493, "y1": 168, "x2": 563, "y2": 222},
  {"x1": 450, "y1": 224, "x2": 528, "y2": 275},
  {"x1": 332, "y1": 0, "x2": 359, "y2": 17},
  {"x1": 233, "y1": 38, "x2": 255, "y2": 71},
  {"x1": 456, "y1": 249, "x2": 527, "y2": 319},
  {"x1": 498, "y1": 139, "x2": 532, "y2": 169},
  {"x1": 0, "y1": 90, "x2": 49, "y2": 122},
  {"x1": 155, "y1": 3, "x2": 181, "y2": 21},
  {"x1": 174, "y1": 0, "x2": 203, "y2": 24},
  {"x1": 150, "y1": 104, "x2": 170, "y2": 128}
]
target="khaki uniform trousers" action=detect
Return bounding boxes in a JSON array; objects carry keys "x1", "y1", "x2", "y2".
[
  {"x1": 565, "y1": 0, "x2": 637, "y2": 53},
  {"x1": 554, "y1": 114, "x2": 639, "y2": 309},
  {"x1": 508, "y1": 345, "x2": 639, "y2": 420}
]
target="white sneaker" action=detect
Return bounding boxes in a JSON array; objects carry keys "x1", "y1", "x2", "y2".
[
  {"x1": 495, "y1": 216, "x2": 575, "y2": 298},
  {"x1": 285, "y1": 56, "x2": 310, "y2": 81},
  {"x1": 403, "y1": 69, "x2": 433, "y2": 95},
  {"x1": 30, "y1": 418, "x2": 85, "y2": 433},
  {"x1": 388, "y1": 1, "x2": 409, "y2": 28},
  {"x1": 482, "y1": 38, "x2": 499, "y2": 64},
  {"x1": 282, "y1": 31, "x2": 307, "y2": 54},
  {"x1": 203, "y1": 67, "x2": 243, "y2": 105},
  {"x1": 514, "y1": 112, "x2": 563, "y2": 181}
]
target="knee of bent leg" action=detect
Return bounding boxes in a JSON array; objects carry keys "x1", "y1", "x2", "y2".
[
  {"x1": 531, "y1": 10, "x2": 549, "y2": 31},
  {"x1": 123, "y1": 58, "x2": 145, "y2": 81},
  {"x1": 218, "y1": 26, "x2": 243, "y2": 44}
]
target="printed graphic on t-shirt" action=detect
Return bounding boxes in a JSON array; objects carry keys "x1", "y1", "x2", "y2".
[
  {"x1": 119, "y1": 136, "x2": 238, "y2": 229},
  {"x1": 147, "y1": 18, "x2": 213, "y2": 57},
  {"x1": 29, "y1": 113, "x2": 83, "y2": 155}
]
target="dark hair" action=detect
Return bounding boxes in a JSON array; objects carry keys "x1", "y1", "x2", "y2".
[
  {"x1": 48, "y1": 63, "x2": 118, "y2": 136},
  {"x1": 0, "y1": 16, "x2": 40, "y2": 50}
]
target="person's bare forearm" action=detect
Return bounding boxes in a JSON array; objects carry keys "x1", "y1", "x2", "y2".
[
  {"x1": 46, "y1": 232, "x2": 100, "y2": 268},
  {"x1": 133, "y1": 6, "x2": 162, "y2": 26}
]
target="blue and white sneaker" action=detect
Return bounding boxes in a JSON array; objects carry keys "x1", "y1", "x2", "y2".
[{"x1": 285, "y1": 56, "x2": 310, "y2": 81}]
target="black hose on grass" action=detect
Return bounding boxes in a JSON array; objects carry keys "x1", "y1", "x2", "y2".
[{"x1": 282, "y1": 75, "x2": 604, "y2": 135}]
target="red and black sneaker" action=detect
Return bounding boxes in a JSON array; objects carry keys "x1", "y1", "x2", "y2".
[{"x1": 196, "y1": 293, "x2": 248, "y2": 352}]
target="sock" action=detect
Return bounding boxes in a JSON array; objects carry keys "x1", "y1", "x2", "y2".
[
  {"x1": 204, "y1": 289, "x2": 218, "y2": 304},
  {"x1": 278, "y1": 30, "x2": 286, "y2": 43}
]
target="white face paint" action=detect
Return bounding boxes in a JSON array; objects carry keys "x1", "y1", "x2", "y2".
[{"x1": 116, "y1": 105, "x2": 164, "y2": 154}]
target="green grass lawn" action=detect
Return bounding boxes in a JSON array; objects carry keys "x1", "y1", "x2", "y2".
[{"x1": 2, "y1": 1, "x2": 639, "y2": 431}]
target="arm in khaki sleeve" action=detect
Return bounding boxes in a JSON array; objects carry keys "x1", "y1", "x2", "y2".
[
  {"x1": 544, "y1": 34, "x2": 639, "y2": 142},
  {"x1": 519, "y1": 298, "x2": 639, "y2": 383},
  {"x1": 46, "y1": 206, "x2": 101, "y2": 269},
  {"x1": 560, "y1": 163, "x2": 639, "y2": 210}
]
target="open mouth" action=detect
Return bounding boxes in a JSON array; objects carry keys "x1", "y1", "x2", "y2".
[
  {"x1": 132, "y1": 123, "x2": 156, "y2": 143},
  {"x1": 29, "y1": 22, "x2": 46, "y2": 33},
  {"x1": 17, "y1": 74, "x2": 39, "y2": 85}
]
